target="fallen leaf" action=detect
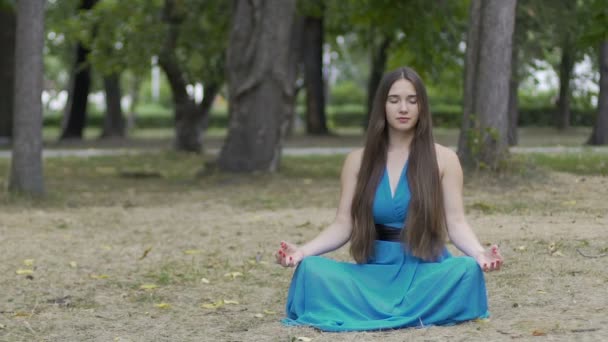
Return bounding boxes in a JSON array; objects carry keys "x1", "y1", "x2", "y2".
[
  {"x1": 100, "y1": 245, "x2": 112, "y2": 251},
  {"x1": 201, "y1": 278, "x2": 210, "y2": 284},
  {"x1": 69, "y1": 261, "x2": 78, "y2": 268},
  {"x1": 552, "y1": 251, "x2": 565, "y2": 257},
  {"x1": 254, "y1": 313, "x2": 264, "y2": 318},
  {"x1": 224, "y1": 271, "x2": 243, "y2": 279},
  {"x1": 16, "y1": 269, "x2": 33, "y2": 275},
  {"x1": 13, "y1": 312, "x2": 30, "y2": 318},
  {"x1": 0, "y1": 323, "x2": 5, "y2": 329},
  {"x1": 263, "y1": 309, "x2": 277, "y2": 315},
  {"x1": 532, "y1": 329, "x2": 547, "y2": 336},
  {"x1": 23, "y1": 259, "x2": 35, "y2": 266},
  {"x1": 561, "y1": 200, "x2": 576, "y2": 207},
  {"x1": 154, "y1": 303, "x2": 171, "y2": 309},
  {"x1": 140, "y1": 284, "x2": 158, "y2": 290},
  {"x1": 537, "y1": 290, "x2": 547, "y2": 294},
  {"x1": 201, "y1": 300, "x2": 224, "y2": 309},
  {"x1": 223, "y1": 299, "x2": 239, "y2": 305},
  {"x1": 139, "y1": 247, "x2": 152, "y2": 260},
  {"x1": 183, "y1": 249, "x2": 202, "y2": 255},
  {"x1": 474, "y1": 318, "x2": 490, "y2": 323},
  {"x1": 516, "y1": 246, "x2": 527, "y2": 251},
  {"x1": 296, "y1": 337, "x2": 312, "y2": 342},
  {"x1": 90, "y1": 274, "x2": 109, "y2": 279}
]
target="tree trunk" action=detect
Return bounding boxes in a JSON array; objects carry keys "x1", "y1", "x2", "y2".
[
  {"x1": 556, "y1": 36, "x2": 574, "y2": 130},
  {"x1": 587, "y1": 41, "x2": 608, "y2": 145},
  {"x1": 0, "y1": 4, "x2": 15, "y2": 140},
  {"x1": 9, "y1": 0, "x2": 45, "y2": 195},
  {"x1": 60, "y1": 0, "x2": 97, "y2": 140},
  {"x1": 126, "y1": 74, "x2": 142, "y2": 129},
  {"x1": 365, "y1": 34, "x2": 391, "y2": 129},
  {"x1": 303, "y1": 14, "x2": 328, "y2": 135},
  {"x1": 466, "y1": 0, "x2": 517, "y2": 170},
  {"x1": 218, "y1": 0, "x2": 298, "y2": 172},
  {"x1": 159, "y1": 0, "x2": 205, "y2": 152},
  {"x1": 100, "y1": 73, "x2": 126, "y2": 138},
  {"x1": 458, "y1": 0, "x2": 482, "y2": 165},
  {"x1": 508, "y1": 29, "x2": 519, "y2": 146}
]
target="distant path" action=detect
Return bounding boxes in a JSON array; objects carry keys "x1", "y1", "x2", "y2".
[{"x1": 1, "y1": 146, "x2": 608, "y2": 158}]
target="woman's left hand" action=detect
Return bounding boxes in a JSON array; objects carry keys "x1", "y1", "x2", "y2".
[{"x1": 474, "y1": 245, "x2": 503, "y2": 272}]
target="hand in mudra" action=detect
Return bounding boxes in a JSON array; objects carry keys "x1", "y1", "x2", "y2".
[
  {"x1": 275, "y1": 241, "x2": 304, "y2": 267},
  {"x1": 475, "y1": 245, "x2": 503, "y2": 272}
]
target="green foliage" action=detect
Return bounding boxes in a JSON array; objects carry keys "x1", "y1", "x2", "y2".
[
  {"x1": 525, "y1": 153, "x2": 608, "y2": 176},
  {"x1": 329, "y1": 81, "x2": 365, "y2": 106}
]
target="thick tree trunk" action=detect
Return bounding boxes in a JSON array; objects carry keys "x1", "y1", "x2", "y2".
[
  {"x1": 587, "y1": 41, "x2": 608, "y2": 145},
  {"x1": 508, "y1": 34, "x2": 519, "y2": 146},
  {"x1": 218, "y1": 0, "x2": 298, "y2": 172},
  {"x1": 60, "y1": 0, "x2": 97, "y2": 140},
  {"x1": 0, "y1": 4, "x2": 16, "y2": 140},
  {"x1": 458, "y1": 0, "x2": 482, "y2": 165},
  {"x1": 303, "y1": 15, "x2": 328, "y2": 135},
  {"x1": 159, "y1": 0, "x2": 205, "y2": 152},
  {"x1": 470, "y1": 0, "x2": 517, "y2": 169},
  {"x1": 100, "y1": 73, "x2": 126, "y2": 138},
  {"x1": 365, "y1": 34, "x2": 391, "y2": 129},
  {"x1": 126, "y1": 74, "x2": 142, "y2": 129},
  {"x1": 9, "y1": 0, "x2": 45, "y2": 195},
  {"x1": 556, "y1": 37, "x2": 574, "y2": 130}
]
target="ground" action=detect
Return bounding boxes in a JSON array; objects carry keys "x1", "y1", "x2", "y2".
[{"x1": 0, "y1": 130, "x2": 607, "y2": 341}]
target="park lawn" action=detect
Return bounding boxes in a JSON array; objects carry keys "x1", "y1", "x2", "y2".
[{"x1": 0, "y1": 152, "x2": 606, "y2": 341}]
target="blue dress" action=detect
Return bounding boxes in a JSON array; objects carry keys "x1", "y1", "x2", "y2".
[{"x1": 282, "y1": 161, "x2": 489, "y2": 331}]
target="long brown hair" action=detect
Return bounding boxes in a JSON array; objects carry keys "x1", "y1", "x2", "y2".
[{"x1": 350, "y1": 67, "x2": 446, "y2": 262}]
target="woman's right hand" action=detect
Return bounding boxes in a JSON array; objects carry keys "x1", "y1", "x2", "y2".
[{"x1": 275, "y1": 241, "x2": 305, "y2": 267}]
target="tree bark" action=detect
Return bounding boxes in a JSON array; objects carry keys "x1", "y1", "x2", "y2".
[
  {"x1": 0, "y1": 4, "x2": 15, "y2": 140},
  {"x1": 60, "y1": 0, "x2": 97, "y2": 140},
  {"x1": 587, "y1": 41, "x2": 608, "y2": 145},
  {"x1": 9, "y1": 0, "x2": 45, "y2": 195},
  {"x1": 365, "y1": 34, "x2": 391, "y2": 129},
  {"x1": 100, "y1": 73, "x2": 126, "y2": 138},
  {"x1": 463, "y1": 0, "x2": 517, "y2": 170},
  {"x1": 159, "y1": 0, "x2": 206, "y2": 152},
  {"x1": 218, "y1": 0, "x2": 298, "y2": 172},
  {"x1": 458, "y1": 0, "x2": 482, "y2": 165},
  {"x1": 303, "y1": 14, "x2": 328, "y2": 135},
  {"x1": 556, "y1": 35, "x2": 574, "y2": 130}
]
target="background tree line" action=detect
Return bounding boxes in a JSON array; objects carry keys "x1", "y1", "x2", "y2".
[{"x1": 1, "y1": 0, "x2": 607, "y2": 195}]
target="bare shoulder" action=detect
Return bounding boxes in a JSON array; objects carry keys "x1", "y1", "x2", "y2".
[
  {"x1": 341, "y1": 148, "x2": 364, "y2": 181},
  {"x1": 434, "y1": 143, "x2": 462, "y2": 176}
]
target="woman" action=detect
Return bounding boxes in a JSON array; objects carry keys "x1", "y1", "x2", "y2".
[{"x1": 275, "y1": 66, "x2": 503, "y2": 332}]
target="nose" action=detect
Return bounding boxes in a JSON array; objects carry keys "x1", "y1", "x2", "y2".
[{"x1": 399, "y1": 101, "x2": 408, "y2": 113}]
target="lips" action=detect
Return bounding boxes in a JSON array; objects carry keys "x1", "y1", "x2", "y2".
[{"x1": 397, "y1": 117, "x2": 410, "y2": 123}]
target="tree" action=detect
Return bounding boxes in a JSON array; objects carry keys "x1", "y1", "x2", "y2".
[
  {"x1": 300, "y1": 0, "x2": 328, "y2": 135},
  {"x1": 9, "y1": 0, "x2": 45, "y2": 195},
  {"x1": 218, "y1": 0, "x2": 299, "y2": 172},
  {"x1": 60, "y1": 0, "x2": 98, "y2": 140},
  {"x1": 459, "y1": 0, "x2": 517, "y2": 170},
  {"x1": 0, "y1": 1, "x2": 15, "y2": 140},
  {"x1": 100, "y1": 73, "x2": 126, "y2": 137},
  {"x1": 588, "y1": 41, "x2": 608, "y2": 145}
]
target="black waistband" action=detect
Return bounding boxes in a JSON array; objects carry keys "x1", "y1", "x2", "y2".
[{"x1": 375, "y1": 224, "x2": 402, "y2": 242}]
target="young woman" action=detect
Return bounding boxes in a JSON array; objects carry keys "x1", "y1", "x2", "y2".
[{"x1": 275, "y1": 66, "x2": 503, "y2": 332}]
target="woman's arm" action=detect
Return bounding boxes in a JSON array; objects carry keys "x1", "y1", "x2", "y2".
[
  {"x1": 276, "y1": 148, "x2": 362, "y2": 267},
  {"x1": 437, "y1": 145, "x2": 502, "y2": 271}
]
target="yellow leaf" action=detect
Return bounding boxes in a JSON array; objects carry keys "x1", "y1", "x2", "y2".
[
  {"x1": 552, "y1": 251, "x2": 565, "y2": 257},
  {"x1": 532, "y1": 329, "x2": 547, "y2": 336},
  {"x1": 254, "y1": 313, "x2": 264, "y2": 318},
  {"x1": 516, "y1": 246, "x2": 527, "y2": 251},
  {"x1": 16, "y1": 269, "x2": 33, "y2": 275},
  {"x1": 201, "y1": 300, "x2": 224, "y2": 309},
  {"x1": 90, "y1": 274, "x2": 109, "y2": 279},
  {"x1": 224, "y1": 272, "x2": 243, "y2": 279},
  {"x1": 183, "y1": 249, "x2": 202, "y2": 255},
  {"x1": 201, "y1": 278, "x2": 210, "y2": 284},
  {"x1": 263, "y1": 309, "x2": 277, "y2": 315},
  {"x1": 223, "y1": 299, "x2": 239, "y2": 305},
  {"x1": 140, "y1": 284, "x2": 158, "y2": 290},
  {"x1": 69, "y1": 261, "x2": 78, "y2": 268},
  {"x1": 139, "y1": 247, "x2": 152, "y2": 260},
  {"x1": 13, "y1": 312, "x2": 30, "y2": 318},
  {"x1": 154, "y1": 303, "x2": 171, "y2": 309},
  {"x1": 0, "y1": 323, "x2": 5, "y2": 329},
  {"x1": 101, "y1": 245, "x2": 112, "y2": 251},
  {"x1": 296, "y1": 337, "x2": 312, "y2": 342},
  {"x1": 23, "y1": 259, "x2": 35, "y2": 266},
  {"x1": 561, "y1": 200, "x2": 576, "y2": 207},
  {"x1": 474, "y1": 318, "x2": 490, "y2": 323},
  {"x1": 537, "y1": 290, "x2": 547, "y2": 294}
]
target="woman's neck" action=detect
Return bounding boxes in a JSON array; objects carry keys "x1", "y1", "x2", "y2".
[{"x1": 387, "y1": 130, "x2": 414, "y2": 152}]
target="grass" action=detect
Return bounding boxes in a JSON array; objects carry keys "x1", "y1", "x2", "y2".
[{"x1": 0, "y1": 150, "x2": 606, "y2": 341}]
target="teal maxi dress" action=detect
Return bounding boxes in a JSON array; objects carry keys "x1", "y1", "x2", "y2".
[{"x1": 282, "y1": 162, "x2": 489, "y2": 331}]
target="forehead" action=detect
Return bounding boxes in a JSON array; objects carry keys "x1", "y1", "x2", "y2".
[{"x1": 388, "y1": 79, "x2": 416, "y2": 96}]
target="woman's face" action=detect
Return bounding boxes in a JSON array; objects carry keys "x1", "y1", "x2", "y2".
[{"x1": 384, "y1": 78, "x2": 419, "y2": 133}]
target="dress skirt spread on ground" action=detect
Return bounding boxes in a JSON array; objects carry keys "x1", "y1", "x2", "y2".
[{"x1": 282, "y1": 161, "x2": 489, "y2": 332}]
